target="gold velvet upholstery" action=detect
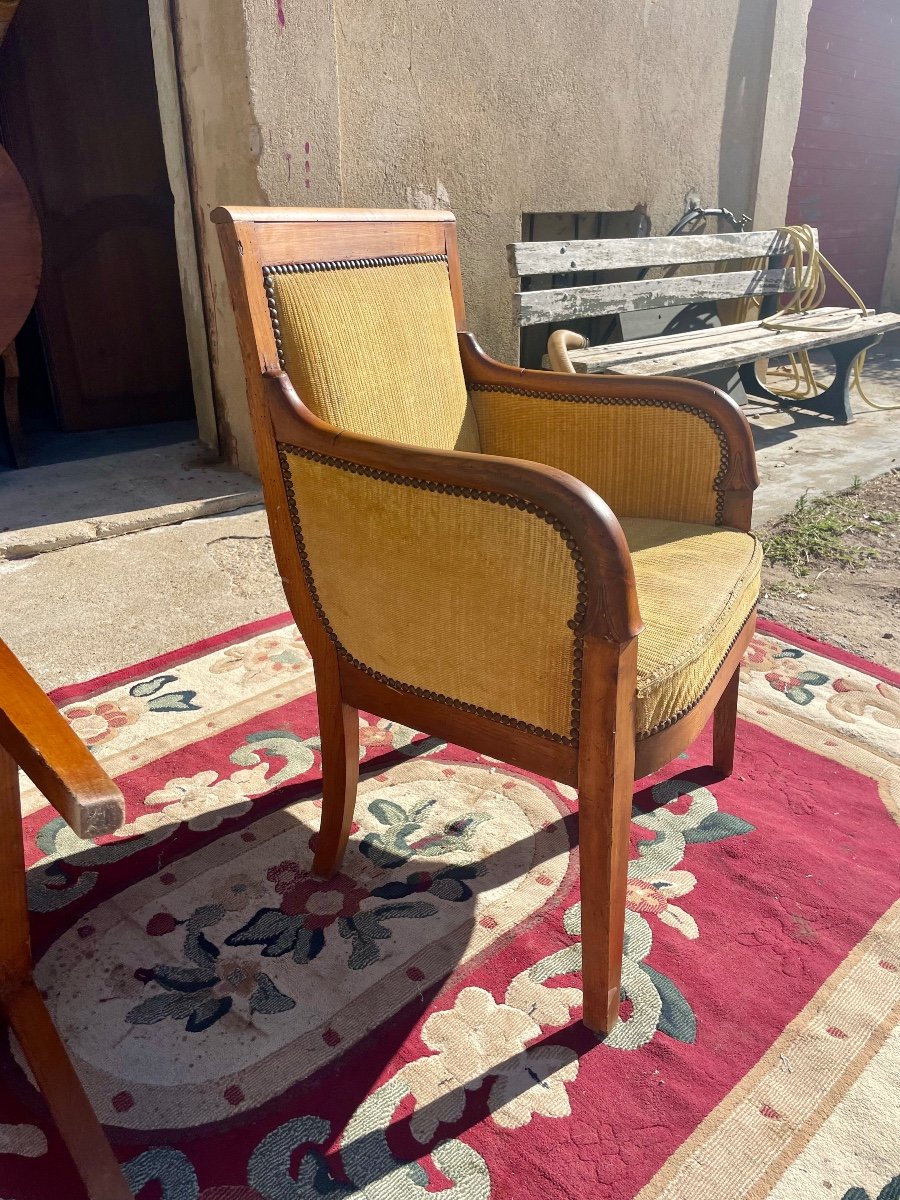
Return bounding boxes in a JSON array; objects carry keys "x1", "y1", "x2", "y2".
[
  {"x1": 279, "y1": 448, "x2": 580, "y2": 740},
  {"x1": 620, "y1": 519, "x2": 761, "y2": 736},
  {"x1": 268, "y1": 253, "x2": 759, "y2": 746},
  {"x1": 272, "y1": 259, "x2": 481, "y2": 451},
  {"x1": 471, "y1": 385, "x2": 726, "y2": 524}
]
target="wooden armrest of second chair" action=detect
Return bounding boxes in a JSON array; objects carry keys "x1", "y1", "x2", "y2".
[{"x1": 0, "y1": 638, "x2": 131, "y2": 1200}]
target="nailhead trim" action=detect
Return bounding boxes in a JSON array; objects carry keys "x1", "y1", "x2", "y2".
[
  {"x1": 277, "y1": 443, "x2": 585, "y2": 745},
  {"x1": 636, "y1": 605, "x2": 757, "y2": 740},
  {"x1": 263, "y1": 255, "x2": 448, "y2": 369},
  {"x1": 470, "y1": 382, "x2": 730, "y2": 525}
]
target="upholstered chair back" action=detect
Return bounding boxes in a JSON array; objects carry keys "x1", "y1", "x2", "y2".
[{"x1": 265, "y1": 255, "x2": 481, "y2": 452}]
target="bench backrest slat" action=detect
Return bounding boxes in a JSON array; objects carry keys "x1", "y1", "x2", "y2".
[
  {"x1": 516, "y1": 266, "x2": 797, "y2": 327},
  {"x1": 508, "y1": 228, "x2": 813, "y2": 278}
]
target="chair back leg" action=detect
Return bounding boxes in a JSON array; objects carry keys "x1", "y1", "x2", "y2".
[
  {"x1": 311, "y1": 645, "x2": 361, "y2": 878},
  {"x1": 576, "y1": 638, "x2": 638, "y2": 1035},
  {"x1": 712, "y1": 661, "x2": 742, "y2": 778}
]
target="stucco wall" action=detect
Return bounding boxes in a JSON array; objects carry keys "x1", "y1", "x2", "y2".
[
  {"x1": 161, "y1": 0, "x2": 266, "y2": 466},
  {"x1": 161, "y1": 0, "x2": 810, "y2": 471}
]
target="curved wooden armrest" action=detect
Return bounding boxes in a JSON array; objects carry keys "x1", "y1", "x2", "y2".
[
  {"x1": 459, "y1": 331, "x2": 759, "y2": 531},
  {"x1": 0, "y1": 640, "x2": 124, "y2": 839},
  {"x1": 265, "y1": 370, "x2": 643, "y2": 644}
]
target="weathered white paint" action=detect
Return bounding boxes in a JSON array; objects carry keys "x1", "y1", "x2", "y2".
[
  {"x1": 569, "y1": 311, "x2": 900, "y2": 375},
  {"x1": 509, "y1": 228, "x2": 808, "y2": 278},
  {"x1": 517, "y1": 267, "x2": 797, "y2": 326}
]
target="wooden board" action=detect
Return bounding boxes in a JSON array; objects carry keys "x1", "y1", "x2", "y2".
[
  {"x1": 516, "y1": 267, "x2": 796, "y2": 327},
  {"x1": 558, "y1": 307, "x2": 851, "y2": 370},
  {"x1": 509, "y1": 228, "x2": 813, "y2": 277},
  {"x1": 567, "y1": 311, "x2": 900, "y2": 375},
  {"x1": 0, "y1": 144, "x2": 40, "y2": 354}
]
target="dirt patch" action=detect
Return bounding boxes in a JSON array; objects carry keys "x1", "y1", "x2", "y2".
[{"x1": 757, "y1": 469, "x2": 899, "y2": 672}]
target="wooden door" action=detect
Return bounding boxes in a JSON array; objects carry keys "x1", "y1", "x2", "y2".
[
  {"x1": 787, "y1": 0, "x2": 900, "y2": 308},
  {"x1": 0, "y1": 0, "x2": 193, "y2": 430}
]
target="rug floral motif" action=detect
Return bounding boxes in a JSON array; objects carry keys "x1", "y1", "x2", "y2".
[{"x1": 1, "y1": 616, "x2": 898, "y2": 1200}]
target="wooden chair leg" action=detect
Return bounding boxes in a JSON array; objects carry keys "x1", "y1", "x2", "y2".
[
  {"x1": 712, "y1": 663, "x2": 741, "y2": 777},
  {"x1": 0, "y1": 748, "x2": 131, "y2": 1199},
  {"x1": 311, "y1": 648, "x2": 360, "y2": 878},
  {"x1": 4, "y1": 984, "x2": 132, "y2": 1200},
  {"x1": 577, "y1": 638, "x2": 638, "y2": 1035}
]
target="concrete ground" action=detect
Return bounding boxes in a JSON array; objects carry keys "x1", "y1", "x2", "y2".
[
  {"x1": 1, "y1": 346, "x2": 898, "y2": 691},
  {"x1": 746, "y1": 337, "x2": 900, "y2": 523},
  {"x1": 0, "y1": 421, "x2": 261, "y2": 559}
]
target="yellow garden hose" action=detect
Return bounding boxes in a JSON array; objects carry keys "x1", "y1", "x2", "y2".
[
  {"x1": 752, "y1": 223, "x2": 900, "y2": 411},
  {"x1": 547, "y1": 329, "x2": 589, "y2": 373}
]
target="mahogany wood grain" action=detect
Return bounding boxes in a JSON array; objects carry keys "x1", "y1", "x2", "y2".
[
  {"x1": 213, "y1": 207, "x2": 760, "y2": 1035},
  {"x1": 577, "y1": 636, "x2": 638, "y2": 1034},
  {"x1": 311, "y1": 644, "x2": 360, "y2": 878},
  {"x1": 0, "y1": 745, "x2": 31, "y2": 990},
  {"x1": 713, "y1": 662, "x2": 742, "y2": 777},
  {"x1": 212, "y1": 206, "x2": 456, "y2": 225},
  {"x1": 0, "y1": 639, "x2": 123, "y2": 838},
  {"x1": 0, "y1": 676, "x2": 129, "y2": 1197}
]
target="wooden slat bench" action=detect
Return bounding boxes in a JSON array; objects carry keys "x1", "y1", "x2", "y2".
[{"x1": 508, "y1": 228, "x2": 900, "y2": 422}]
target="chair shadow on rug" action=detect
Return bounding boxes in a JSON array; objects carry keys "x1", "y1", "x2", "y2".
[{"x1": 214, "y1": 205, "x2": 761, "y2": 1035}]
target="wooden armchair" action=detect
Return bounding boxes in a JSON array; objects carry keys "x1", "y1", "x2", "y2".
[
  {"x1": 0, "y1": 639, "x2": 131, "y2": 1199},
  {"x1": 213, "y1": 207, "x2": 761, "y2": 1035}
]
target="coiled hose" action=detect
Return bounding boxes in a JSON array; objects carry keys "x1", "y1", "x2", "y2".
[{"x1": 755, "y1": 223, "x2": 899, "y2": 411}]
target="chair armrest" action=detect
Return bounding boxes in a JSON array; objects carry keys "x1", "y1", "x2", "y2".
[
  {"x1": 460, "y1": 332, "x2": 759, "y2": 531},
  {"x1": 0, "y1": 640, "x2": 124, "y2": 839},
  {"x1": 264, "y1": 370, "x2": 642, "y2": 745}
]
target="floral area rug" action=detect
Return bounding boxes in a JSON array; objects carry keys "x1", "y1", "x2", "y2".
[{"x1": 1, "y1": 615, "x2": 898, "y2": 1200}]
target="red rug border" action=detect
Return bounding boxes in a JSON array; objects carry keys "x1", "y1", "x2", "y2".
[
  {"x1": 756, "y1": 617, "x2": 900, "y2": 687},
  {"x1": 48, "y1": 612, "x2": 898, "y2": 708}
]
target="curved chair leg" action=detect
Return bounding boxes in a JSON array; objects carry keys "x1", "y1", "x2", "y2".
[
  {"x1": 311, "y1": 648, "x2": 360, "y2": 878},
  {"x1": 712, "y1": 663, "x2": 741, "y2": 778},
  {"x1": 577, "y1": 639, "x2": 638, "y2": 1035},
  {"x1": 0, "y1": 748, "x2": 131, "y2": 1199}
]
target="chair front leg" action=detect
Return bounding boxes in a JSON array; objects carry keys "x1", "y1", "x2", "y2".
[
  {"x1": 576, "y1": 638, "x2": 638, "y2": 1035},
  {"x1": 311, "y1": 645, "x2": 360, "y2": 878}
]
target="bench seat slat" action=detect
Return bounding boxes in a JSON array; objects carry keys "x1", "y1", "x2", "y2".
[
  {"x1": 564, "y1": 307, "x2": 856, "y2": 368},
  {"x1": 509, "y1": 228, "x2": 813, "y2": 277},
  {"x1": 517, "y1": 267, "x2": 797, "y2": 327},
  {"x1": 566, "y1": 311, "x2": 900, "y2": 375}
]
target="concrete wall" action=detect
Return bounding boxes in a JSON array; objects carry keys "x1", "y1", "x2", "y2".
[{"x1": 157, "y1": 0, "x2": 811, "y2": 471}]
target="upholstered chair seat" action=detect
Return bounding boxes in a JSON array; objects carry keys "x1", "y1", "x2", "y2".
[
  {"x1": 619, "y1": 519, "x2": 760, "y2": 737},
  {"x1": 215, "y1": 206, "x2": 761, "y2": 1036}
]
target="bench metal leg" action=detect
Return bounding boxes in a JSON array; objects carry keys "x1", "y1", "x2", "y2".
[{"x1": 738, "y1": 333, "x2": 883, "y2": 424}]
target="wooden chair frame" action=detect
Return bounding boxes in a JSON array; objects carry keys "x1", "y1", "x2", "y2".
[
  {"x1": 0, "y1": 639, "x2": 131, "y2": 1198},
  {"x1": 212, "y1": 207, "x2": 760, "y2": 1034}
]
